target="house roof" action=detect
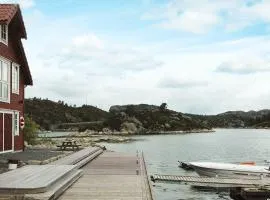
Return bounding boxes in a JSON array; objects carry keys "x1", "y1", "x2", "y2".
[
  {"x1": 0, "y1": 4, "x2": 27, "y2": 39},
  {"x1": 0, "y1": 4, "x2": 18, "y2": 23},
  {"x1": 0, "y1": 4, "x2": 32, "y2": 85}
]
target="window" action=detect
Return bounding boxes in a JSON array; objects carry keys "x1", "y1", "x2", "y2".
[
  {"x1": 0, "y1": 24, "x2": 8, "y2": 44},
  {"x1": 0, "y1": 58, "x2": 10, "y2": 102},
  {"x1": 14, "y1": 112, "x2": 19, "y2": 136},
  {"x1": 12, "y1": 64, "x2": 19, "y2": 94}
]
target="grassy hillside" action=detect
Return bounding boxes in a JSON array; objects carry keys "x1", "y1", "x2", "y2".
[
  {"x1": 25, "y1": 99, "x2": 211, "y2": 133},
  {"x1": 186, "y1": 110, "x2": 270, "y2": 128},
  {"x1": 25, "y1": 98, "x2": 109, "y2": 130},
  {"x1": 26, "y1": 97, "x2": 270, "y2": 132}
]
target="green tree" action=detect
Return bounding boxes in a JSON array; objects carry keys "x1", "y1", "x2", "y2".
[
  {"x1": 159, "y1": 103, "x2": 167, "y2": 112},
  {"x1": 126, "y1": 105, "x2": 135, "y2": 116},
  {"x1": 24, "y1": 116, "x2": 39, "y2": 145}
]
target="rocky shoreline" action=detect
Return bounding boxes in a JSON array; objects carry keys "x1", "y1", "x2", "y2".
[
  {"x1": 142, "y1": 129, "x2": 215, "y2": 135},
  {"x1": 66, "y1": 128, "x2": 215, "y2": 137},
  {"x1": 28, "y1": 135, "x2": 136, "y2": 150},
  {"x1": 32, "y1": 129, "x2": 214, "y2": 150}
]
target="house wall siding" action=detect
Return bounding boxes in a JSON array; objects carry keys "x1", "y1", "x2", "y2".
[
  {"x1": 0, "y1": 66, "x2": 25, "y2": 151},
  {"x1": 0, "y1": 18, "x2": 21, "y2": 64},
  {"x1": 0, "y1": 19, "x2": 26, "y2": 151}
]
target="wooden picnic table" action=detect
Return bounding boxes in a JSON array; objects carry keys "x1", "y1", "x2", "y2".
[{"x1": 57, "y1": 140, "x2": 81, "y2": 151}]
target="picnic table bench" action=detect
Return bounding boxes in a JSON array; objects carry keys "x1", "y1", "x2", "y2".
[{"x1": 57, "y1": 140, "x2": 81, "y2": 151}]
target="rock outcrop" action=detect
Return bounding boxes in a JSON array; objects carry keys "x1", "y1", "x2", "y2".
[{"x1": 105, "y1": 104, "x2": 211, "y2": 134}]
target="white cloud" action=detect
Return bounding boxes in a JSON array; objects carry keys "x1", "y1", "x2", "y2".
[
  {"x1": 18, "y1": 0, "x2": 34, "y2": 8},
  {"x1": 158, "y1": 79, "x2": 208, "y2": 88},
  {"x1": 159, "y1": 11, "x2": 219, "y2": 33},
  {"x1": 216, "y1": 58, "x2": 270, "y2": 74},
  {"x1": 59, "y1": 34, "x2": 163, "y2": 74},
  {"x1": 24, "y1": 15, "x2": 164, "y2": 108},
  {"x1": 143, "y1": 0, "x2": 270, "y2": 33},
  {"x1": 72, "y1": 34, "x2": 104, "y2": 49},
  {"x1": 0, "y1": 0, "x2": 35, "y2": 8},
  {"x1": 19, "y1": 3, "x2": 270, "y2": 114},
  {"x1": 24, "y1": 17, "x2": 270, "y2": 114},
  {"x1": 246, "y1": 1, "x2": 270, "y2": 21}
]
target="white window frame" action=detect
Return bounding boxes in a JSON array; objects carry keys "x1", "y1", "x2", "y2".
[
  {"x1": 12, "y1": 63, "x2": 20, "y2": 95},
  {"x1": 0, "y1": 24, "x2": 8, "y2": 45},
  {"x1": 13, "y1": 112, "x2": 19, "y2": 136},
  {"x1": 0, "y1": 56, "x2": 10, "y2": 103}
]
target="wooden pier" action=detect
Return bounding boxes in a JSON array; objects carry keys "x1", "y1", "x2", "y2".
[
  {"x1": 0, "y1": 165, "x2": 81, "y2": 194},
  {"x1": 0, "y1": 148, "x2": 154, "y2": 200},
  {"x1": 230, "y1": 187, "x2": 270, "y2": 200},
  {"x1": 58, "y1": 151, "x2": 155, "y2": 200},
  {"x1": 50, "y1": 146, "x2": 103, "y2": 168},
  {"x1": 151, "y1": 174, "x2": 270, "y2": 188},
  {"x1": 152, "y1": 174, "x2": 270, "y2": 200}
]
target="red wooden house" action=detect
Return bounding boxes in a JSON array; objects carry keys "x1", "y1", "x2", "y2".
[{"x1": 0, "y1": 4, "x2": 32, "y2": 153}]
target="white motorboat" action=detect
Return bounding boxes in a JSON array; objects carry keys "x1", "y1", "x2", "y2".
[{"x1": 188, "y1": 162, "x2": 270, "y2": 179}]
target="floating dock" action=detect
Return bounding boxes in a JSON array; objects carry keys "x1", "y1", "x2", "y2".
[
  {"x1": 151, "y1": 174, "x2": 270, "y2": 200},
  {"x1": 151, "y1": 174, "x2": 270, "y2": 188},
  {"x1": 230, "y1": 187, "x2": 270, "y2": 200}
]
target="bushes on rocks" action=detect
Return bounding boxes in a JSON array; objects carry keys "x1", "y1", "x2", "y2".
[{"x1": 104, "y1": 104, "x2": 210, "y2": 134}]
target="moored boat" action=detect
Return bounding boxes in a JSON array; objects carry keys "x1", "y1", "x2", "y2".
[
  {"x1": 188, "y1": 162, "x2": 270, "y2": 179},
  {"x1": 178, "y1": 161, "x2": 194, "y2": 170}
]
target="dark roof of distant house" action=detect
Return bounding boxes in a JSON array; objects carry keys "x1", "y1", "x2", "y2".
[{"x1": 0, "y1": 4, "x2": 32, "y2": 85}]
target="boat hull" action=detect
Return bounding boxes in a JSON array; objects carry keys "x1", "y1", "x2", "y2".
[{"x1": 189, "y1": 162, "x2": 270, "y2": 179}]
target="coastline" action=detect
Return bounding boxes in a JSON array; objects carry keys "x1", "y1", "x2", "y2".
[
  {"x1": 39, "y1": 128, "x2": 215, "y2": 138},
  {"x1": 32, "y1": 129, "x2": 215, "y2": 149},
  {"x1": 213, "y1": 127, "x2": 270, "y2": 130}
]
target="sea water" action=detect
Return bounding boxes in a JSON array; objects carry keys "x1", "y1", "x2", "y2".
[{"x1": 101, "y1": 129, "x2": 270, "y2": 200}]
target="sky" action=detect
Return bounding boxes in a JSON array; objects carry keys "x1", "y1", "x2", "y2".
[{"x1": 1, "y1": 0, "x2": 270, "y2": 114}]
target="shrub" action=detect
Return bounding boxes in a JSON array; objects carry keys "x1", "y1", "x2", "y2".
[
  {"x1": 159, "y1": 103, "x2": 167, "y2": 112},
  {"x1": 24, "y1": 116, "x2": 39, "y2": 145}
]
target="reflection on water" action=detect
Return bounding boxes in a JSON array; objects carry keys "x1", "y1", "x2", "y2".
[{"x1": 100, "y1": 129, "x2": 270, "y2": 200}]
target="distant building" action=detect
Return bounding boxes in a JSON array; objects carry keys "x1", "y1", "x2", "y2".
[{"x1": 0, "y1": 4, "x2": 32, "y2": 153}]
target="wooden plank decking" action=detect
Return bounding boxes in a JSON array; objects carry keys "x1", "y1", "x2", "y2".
[
  {"x1": 58, "y1": 151, "x2": 155, "y2": 200},
  {"x1": 151, "y1": 174, "x2": 270, "y2": 188},
  {"x1": 0, "y1": 165, "x2": 79, "y2": 194},
  {"x1": 0, "y1": 147, "x2": 104, "y2": 199},
  {"x1": 51, "y1": 147, "x2": 102, "y2": 165},
  {"x1": 0, "y1": 148, "x2": 154, "y2": 200}
]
